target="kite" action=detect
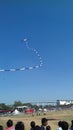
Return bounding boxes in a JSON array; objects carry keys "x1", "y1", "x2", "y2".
[{"x1": 0, "y1": 38, "x2": 43, "y2": 72}]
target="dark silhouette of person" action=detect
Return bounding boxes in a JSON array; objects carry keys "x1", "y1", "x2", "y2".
[
  {"x1": 61, "y1": 121, "x2": 69, "y2": 130},
  {"x1": 46, "y1": 125, "x2": 51, "y2": 130},
  {"x1": 56, "y1": 121, "x2": 62, "y2": 130},
  {"x1": 70, "y1": 120, "x2": 73, "y2": 130},
  {"x1": 40, "y1": 118, "x2": 48, "y2": 130},
  {"x1": 6, "y1": 119, "x2": 15, "y2": 130},
  {"x1": 30, "y1": 121, "x2": 36, "y2": 130},
  {"x1": 0, "y1": 125, "x2": 3, "y2": 130},
  {"x1": 15, "y1": 121, "x2": 25, "y2": 130},
  {"x1": 34, "y1": 125, "x2": 40, "y2": 130}
]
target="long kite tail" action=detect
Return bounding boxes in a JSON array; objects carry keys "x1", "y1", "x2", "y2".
[{"x1": 0, "y1": 38, "x2": 43, "y2": 72}]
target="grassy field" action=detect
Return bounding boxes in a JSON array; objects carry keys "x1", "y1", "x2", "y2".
[{"x1": 0, "y1": 109, "x2": 73, "y2": 130}]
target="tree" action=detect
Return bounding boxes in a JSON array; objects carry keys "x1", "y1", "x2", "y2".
[
  {"x1": 0, "y1": 103, "x2": 12, "y2": 110},
  {"x1": 13, "y1": 101, "x2": 23, "y2": 108}
]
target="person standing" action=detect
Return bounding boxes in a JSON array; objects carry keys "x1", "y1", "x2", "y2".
[
  {"x1": 40, "y1": 118, "x2": 48, "y2": 130},
  {"x1": 6, "y1": 119, "x2": 15, "y2": 130}
]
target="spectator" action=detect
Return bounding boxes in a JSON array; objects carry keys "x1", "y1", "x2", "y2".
[
  {"x1": 61, "y1": 121, "x2": 69, "y2": 130},
  {"x1": 46, "y1": 125, "x2": 51, "y2": 130},
  {"x1": 70, "y1": 120, "x2": 73, "y2": 130},
  {"x1": 40, "y1": 118, "x2": 48, "y2": 130},
  {"x1": 6, "y1": 119, "x2": 15, "y2": 130},
  {"x1": 56, "y1": 121, "x2": 62, "y2": 130},
  {"x1": 15, "y1": 121, "x2": 25, "y2": 130},
  {"x1": 0, "y1": 125, "x2": 3, "y2": 130},
  {"x1": 30, "y1": 121, "x2": 36, "y2": 130},
  {"x1": 35, "y1": 125, "x2": 40, "y2": 130}
]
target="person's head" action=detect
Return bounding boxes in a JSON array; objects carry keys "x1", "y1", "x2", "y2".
[
  {"x1": 71, "y1": 120, "x2": 73, "y2": 127},
  {"x1": 61, "y1": 121, "x2": 69, "y2": 130},
  {"x1": 46, "y1": 125, "x2": 51, "y2": 130},
  {"x1": 0, "y1": 125, "x2": 3, "y2": 130},
  {"x1": 30, "y1": 121, "x2": 35, "y2": 128},
  {"x1": 41, "y1": 118, "x2": 48, "y2": 126},
  {"x1": 58, "y1": 121, "x2": 62, "y2": 127},
  {"x1": 15, "y1": 121, "x2": 25, "y2": 130},
  {"x1": 34, "y1": 125, "x2": 40, "y2": 130},
  {"x1": 7, "y1": 119, "x2": 13, "y2": 127}
]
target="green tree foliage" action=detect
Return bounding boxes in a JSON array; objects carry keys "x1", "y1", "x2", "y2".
[
  {"x1": 13, "y1": 101, "x2": 23, "y2": 108},
  {"x1": 0, "y1": 103, "x2": 12, "y2": 110}
]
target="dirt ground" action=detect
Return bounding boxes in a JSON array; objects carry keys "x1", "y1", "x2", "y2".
[{"x1": 0, "y1": 109, "x2": 73, "y2": 130}]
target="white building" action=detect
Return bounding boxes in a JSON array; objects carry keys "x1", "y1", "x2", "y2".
[{"x1": 59, "y1": 100, "x2": 73, "y2": 105}]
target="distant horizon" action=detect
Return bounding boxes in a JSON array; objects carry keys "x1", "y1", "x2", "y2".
[{"x1": 1, "y1": 99, "x2": 73, "y2": 105}]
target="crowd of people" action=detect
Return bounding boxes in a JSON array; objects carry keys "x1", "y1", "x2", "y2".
[{"x1": 0, "y1": 118, "x2": 73, "y2": 130}]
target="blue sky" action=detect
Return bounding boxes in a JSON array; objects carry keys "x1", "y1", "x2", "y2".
[{"x1": 0, "y1": 0, "x2": 73, "y2": 104}]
